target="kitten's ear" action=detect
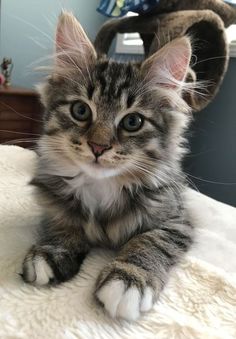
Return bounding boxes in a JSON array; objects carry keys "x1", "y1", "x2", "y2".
[
  {"x1": 55, "y1": 11, "x2": 96, "y2": 70},
  {"x1": 141, "y1": 37, "x2": 192, "y2": 91}
]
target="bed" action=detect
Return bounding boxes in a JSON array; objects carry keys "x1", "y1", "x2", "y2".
[{"x1": 0, "y1": 145, "x2": 235, "y2": 339}]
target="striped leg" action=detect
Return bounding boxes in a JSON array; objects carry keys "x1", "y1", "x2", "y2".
[{"x1": 95, "y1": 225, "x2": 193, "y2": 321}]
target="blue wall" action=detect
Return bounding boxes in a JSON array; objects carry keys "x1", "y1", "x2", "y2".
[{"x1": 0, "y1": 0, "x2": 105, "y2": 88}]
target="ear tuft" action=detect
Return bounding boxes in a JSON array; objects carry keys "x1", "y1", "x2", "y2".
[
  {"x1": 141, "y1": 37, "x2": 192, "y2": 91},
  {"x1": 55, "y1": 11, "x2": 96, "y2": 71}
]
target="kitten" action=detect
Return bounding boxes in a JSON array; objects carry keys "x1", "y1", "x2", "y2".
[{"x1": 22, "y1": 12, "x2": 194, "y2": 321}]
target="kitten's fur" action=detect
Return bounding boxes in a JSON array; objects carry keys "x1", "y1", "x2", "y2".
[{"x1": 22, "y1": 12, "x2": 194, "y2": 321}]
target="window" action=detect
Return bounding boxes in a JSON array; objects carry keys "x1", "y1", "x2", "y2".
[
  {"x1": 116, "y1": 32, "x2": 144, "y2": 54},
  {"x1": 227, "y1": 24, "x2": 236, "y2": 57},
  {"x1": 115, "y1": 12, "x2": 144, "y2": 54}
]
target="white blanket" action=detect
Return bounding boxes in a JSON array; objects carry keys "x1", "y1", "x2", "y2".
[{"x1": 0, "y1": 145, "x2": 236, "y2": 339}]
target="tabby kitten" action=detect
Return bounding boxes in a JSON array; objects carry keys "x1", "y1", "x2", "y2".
[{"x1": 22, "y1": 12, "x2": 194, "y2": 321}]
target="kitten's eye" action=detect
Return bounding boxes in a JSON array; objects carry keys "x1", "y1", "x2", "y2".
[
  {"x1": 70, "y1": 101, "x2": 92, "y2": 121},
  {"x1": 121, "y1": 113, "x2": 144, "y2": 132}
]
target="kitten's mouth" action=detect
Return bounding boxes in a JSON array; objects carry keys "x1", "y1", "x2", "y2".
[
  {"x1": 92, "y1": 160, "x2": 108, "y2": 169},
  {"x1": 93, "y1": 161, "x2": 101, "y2": 167},
  {"x1": 92, "y1": 158, "x2": 110, "y2": 168},
  {"x1": 78, "y1": 159, "x2": 121, "y2": 179}
]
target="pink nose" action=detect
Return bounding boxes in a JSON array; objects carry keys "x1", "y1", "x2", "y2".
[{"x1": 88, "y1": 142, "x2": 111, "y2": 157}]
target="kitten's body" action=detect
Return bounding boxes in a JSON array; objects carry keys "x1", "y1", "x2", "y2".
[{"x1": 22, "y1": 12, "x2": 194, "y2": 321}]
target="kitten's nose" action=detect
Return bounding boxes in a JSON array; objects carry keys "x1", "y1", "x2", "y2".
[{"x1": 88, "y1": 141, "x2": 111, "y2": 157}]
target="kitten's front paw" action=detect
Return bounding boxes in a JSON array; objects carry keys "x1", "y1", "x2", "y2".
[
  {"x1": 22, "y1": 247, "x2": 54, "y2": 285},
  {"x1": 95, "y1": 261, "x2": 157, "y2": 321},
  {"x1": 22, "y1": 245, "x2": 86, "y2": 286}
]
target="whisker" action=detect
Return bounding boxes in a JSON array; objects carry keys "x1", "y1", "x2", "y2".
[
  {"x1": 0, "y1": 130, "x2": 40, "y2": 136},
  {"x1": 28, "y1": 36, "x2": 48, "y2": 50},
  {"x1": 185, "y1": 173, "x2": 236, "y2": 186},
  {"x1": 130, "y1": 154, "x2": 190, "y2": 196},
  {"x1": 0, "y1": 101, "x2": 44, "y2": 123},
  {"x1": 192, "y1": 55, "x2": 228, "y2": 67},
  {"x1": 2, "y1": 138, "x2": 39, "y2": 144},
  {"x1": 11, "y1": 14, "x2": 55, "y2": 45}
]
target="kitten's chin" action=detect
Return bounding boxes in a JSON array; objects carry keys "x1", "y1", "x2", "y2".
[{"x1": 79, "y1": 162, "x2": 122, "y2": 179}]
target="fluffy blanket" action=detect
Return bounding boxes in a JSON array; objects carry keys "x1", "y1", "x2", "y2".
[{"x1": 0, "y1": 145, "x2": 236, "y2": 339}]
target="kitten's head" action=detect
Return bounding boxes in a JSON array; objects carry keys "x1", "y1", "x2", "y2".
[{"x1": 38, "y1": 12, "x2": 192, "y2": 184}]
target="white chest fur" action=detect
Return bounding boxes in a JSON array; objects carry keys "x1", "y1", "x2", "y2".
[
  {"x1": 64, "y1": 174, "x2": 140, "y2": 246},
  {"x1": 64, "y1": 174, "x2": 122, "y2": 214}
]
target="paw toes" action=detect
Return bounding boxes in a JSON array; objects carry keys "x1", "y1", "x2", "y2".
[
  {"x1": 140, "y1": 287, "x2": 153, "y2": 312},
  {"x1": 96, "y1": 278, "x2": 154, "y2": 321},
  {"x1": 23, "y1": 254, "x2": 54, "y2": 286},
  {"x1": 96, "y1": 280, "x2": 125, "y2": 318},
  {"x1": 116, "y1": 287, "x2": 140, "y2": 321},
  {"x1": 22, "y1": 254, "x2": 36, "y2": 283},
  {"x1": 33, "y1": 256, "x2": 54, "y2": 285}
]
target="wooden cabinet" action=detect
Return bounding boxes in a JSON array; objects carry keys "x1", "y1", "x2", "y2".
[{"x1": 0, "y1": 86, "x2": 43, "y2": 147}]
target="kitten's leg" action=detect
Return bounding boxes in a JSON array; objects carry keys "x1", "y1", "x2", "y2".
[
  {"x1": 22, "y1": 219, "x2": 89, "y2": 286},
  {"x1": 95, "y1": 224, "x2": 193, "y2": 321}
]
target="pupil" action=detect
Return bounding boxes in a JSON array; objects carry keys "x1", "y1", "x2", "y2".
[
  {"x1": 129, "y1": 116, "x2": 136, "y2": 126},
  {"x1": 78, "y1": 106, "x2": 86, "y2": 115}
]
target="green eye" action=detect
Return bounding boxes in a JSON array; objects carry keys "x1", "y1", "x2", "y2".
[
  {"x1": 121, "y1": 113, "x2": 144, "y2": 132},
  {"x1": 71, "y1": 101, "x2": 92, "y2": 121}
]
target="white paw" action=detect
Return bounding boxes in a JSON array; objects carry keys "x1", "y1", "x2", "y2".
[
  {"x1": 23, "y1": 255, "x2": 54, "y2": 286},
  {"x1": 96, "y1": 280, "x2": 154, "y2": 321}
]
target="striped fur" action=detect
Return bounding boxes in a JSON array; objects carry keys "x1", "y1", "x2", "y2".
[{"x1": 22, "y1": 12, "x2": 194, "y2": 321}]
